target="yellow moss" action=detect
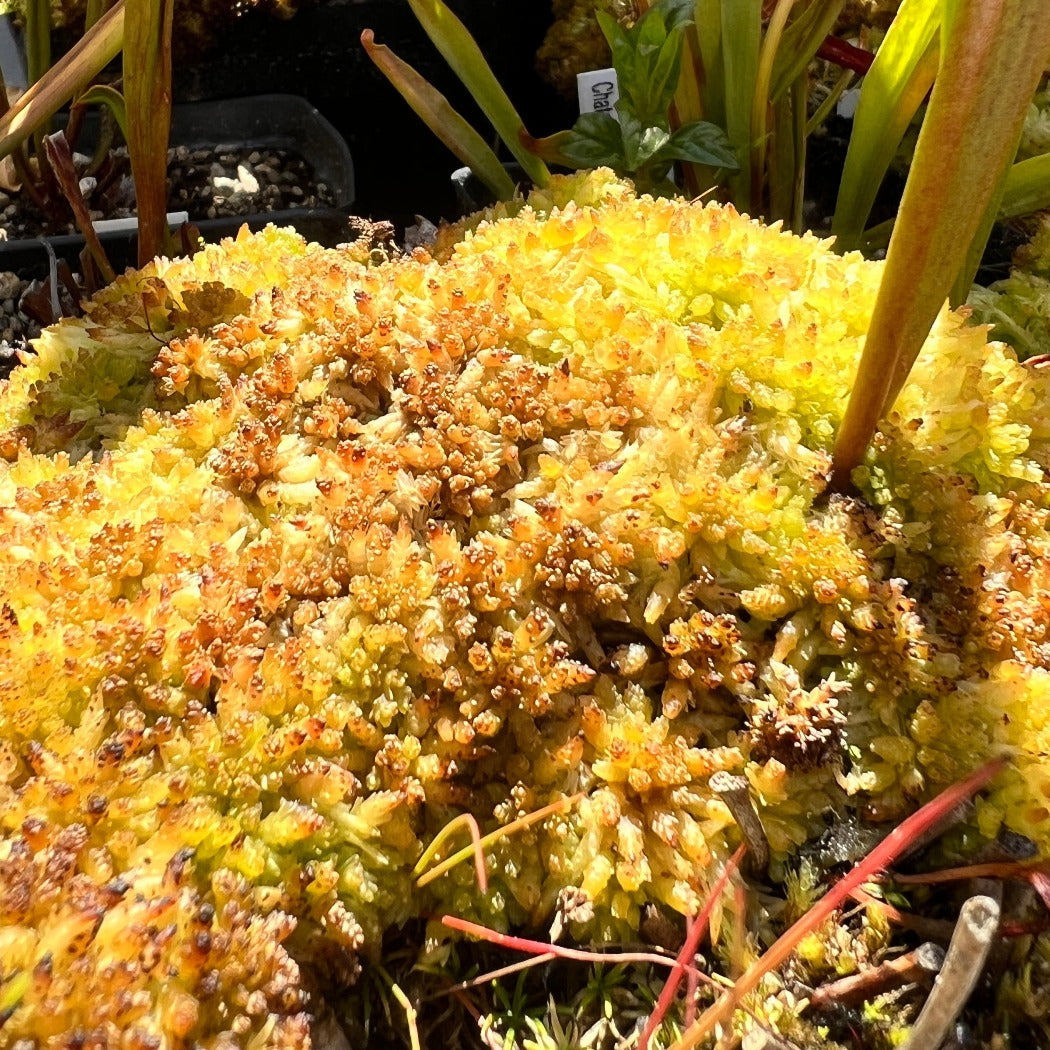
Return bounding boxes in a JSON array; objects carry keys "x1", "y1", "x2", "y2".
[{"x1": 1, "y1": 172, "x2": 1049, "y2": 1044}]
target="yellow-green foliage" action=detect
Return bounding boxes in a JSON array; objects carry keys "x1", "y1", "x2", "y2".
[
  {"x1": 968, "y1": 213, "x2": 1050, "y2": 361},
  {"x1": 1, "y1": 170, "x2": 1050, "y2": 1046}
]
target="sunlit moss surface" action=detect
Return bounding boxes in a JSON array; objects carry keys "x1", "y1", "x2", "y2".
[{"x1": 1, "y1": 171, "x2": 1049, "y2": 1046}]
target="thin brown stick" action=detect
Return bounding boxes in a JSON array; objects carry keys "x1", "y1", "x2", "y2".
[
  {"x1": 809, "y1": 943, "x2": 944, "y2": 1009},
  {"x1": 710, "y1": 771, "x2": 770, "y2": 874}
]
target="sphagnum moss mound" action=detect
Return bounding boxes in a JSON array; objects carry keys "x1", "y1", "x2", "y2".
[{"x1": 1, "y1": 170, "x2": 1049, "y2": 1046}]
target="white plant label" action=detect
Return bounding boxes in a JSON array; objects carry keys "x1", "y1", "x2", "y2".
[
  {"x1": 577, "y1": 68, "x2": 620, "y2": 121},
  {"x1": 93, "y1": 211, "x2": 191, "y2": 234}
]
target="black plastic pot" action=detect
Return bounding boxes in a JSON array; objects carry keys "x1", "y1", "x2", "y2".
[
  {"x1": 450, "y1": 162, "x2": 530, "y2": 216},
  {"x1": 0, "y1": 94, "x2": 355, "y2": 280},
  {"x1": 171, "y1": 0, "x2": 576, "y2": 231}
]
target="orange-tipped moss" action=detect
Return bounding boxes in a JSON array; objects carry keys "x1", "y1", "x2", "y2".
[{"x1": 1, "y1": 172, "x2": 1049, "y2": 1044}]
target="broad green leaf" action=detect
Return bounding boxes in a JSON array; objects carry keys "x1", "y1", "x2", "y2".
[
  {"x1": 124, "y1": 0, "x2": 174, "y2": 266},
  {"x1": 999, "y1": 152, "x2": 1050, "y2": 220},
  {"x1": 659, "y1": 0, "x2": 697, "y2": 36},
  {"x1": 640, "y1": 26, "x2": 688, "y2": 123},
  {"x1": 832, "y1": 0, "x2": 1050, "y2": 486},
  {"x1": 362, "y1": 30, "x2": 515, "y2": 203},
  {"x1": 635, "y1": 125, "x2": 672, "y2": 169},
  {"x1": 0, "y1": 0, "x2": 124, "y2": 161},
  {"x1": 596, "y1": 10, "x2": 634, "y2": 83},
  {"x1": 600, "y1": 1, "x2": 695, "y2": 126},
  {"x1": 619, "y1": 105, "x2": 647, "y2": 171},
  {"x1": 545, "y1": 113, "x2": 624, "y2": 170},
  {"x1": 406, "y1": 0, "x2": 548, "y2": 188},
  {"x1": 831, "y1": 0, "x2": 941, "y2": 250},
  {"x1": 654, "y1": 120, "x2": 738, "y2": 169}
]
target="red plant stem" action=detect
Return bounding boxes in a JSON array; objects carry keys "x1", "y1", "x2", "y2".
[
  {"x1": 672, "y1": 758, "x2": 1008, "y2": 1050},
  {"x1": 441, "y1": 915, "x2": 706, "y2": 976},
  {"x1": 639, "y1": 845, "x2": 746, "y2": 1050},
  {"x1": 817, "y1": 36, "x2": 875, "y2": 75}
]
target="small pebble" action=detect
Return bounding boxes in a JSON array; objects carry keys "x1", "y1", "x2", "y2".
[
  {"x1": 236, "y1": 164, "x2": 259, "y2": 194},
  {"x1": 0, "y1": 272, "x2": 22, "y2": 299}
]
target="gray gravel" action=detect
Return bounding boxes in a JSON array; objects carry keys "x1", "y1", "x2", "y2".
[
  {"x1": 1, "y1": 146, "x2": 336, "y2": 376},
  {"x1": 1, "y1": 144, "x2": 336, "y2": 241}
]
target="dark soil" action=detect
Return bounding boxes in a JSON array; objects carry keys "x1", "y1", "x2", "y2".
[{"x1": 0, "y1": 144, "x2": 337, "y2": 373}]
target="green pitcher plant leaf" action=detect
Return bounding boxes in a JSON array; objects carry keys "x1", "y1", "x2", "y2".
[
  {"x1": 124, "y1": 0, "x2": 174, "y2": 267},
  {"x1": 719, "y1": 0, "x2": 762, "y2": 212},
  {"x1": 0, "y1": 0, "x2": 125, "y2": 162},
  {"x1": 361, "y1": 29, "x2": 515, "y2": 203},
  {"x1": 750, "y1": 0, "x2": 795, "y2": 214},
  {"x1": 999, "y1": 152, "x2": 1050, "y2": 220},
  {"x1": 405, "y1": 0, "x2": 548, "y2": 189},
  {"x1": 693, "y1": 0, "x2": 725, "y2": 130},
  {"x1": 74, "y1": 83, "x2": 129, "y2": 145},
  {"x1": 832, "y1": 0, "x2": 1050, "y2": 488},
  {"x1": 831, "y1": 0, "x2": 941, "y2": 252},
  {"x1": 25, "y1": 0, "x2": 50, "y2": 88}
]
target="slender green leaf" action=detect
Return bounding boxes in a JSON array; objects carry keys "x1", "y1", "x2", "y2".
[
  {"x1": 25, "y1": 0, "x2": 50, "y2": 87},
  {"x1": 85, "y1": 0, "x2": 109, "y2": 31},
  {"x1": 805, "y1": 67, "x2": 855, "y2": 137},
  {"x1": 720, "y1": 0, "x2": 762, "y2": 211},
  {"x1": 361, "y1": 30, "x2": 514, "y2": 203},
  {"x1": 770, "y1": 0, "x2": 846, "y2": 103},
  {"x1": 406, "y1": 0, "x2": 548, "y2": 188},
  {"x1": 831, "y1": 0, "x2": 941, "y2": 250},
  {"x1": 750, "y1": 0, "x2": 795, "y2": 214},
  {"x1": 999, "y1": 152, "x2": 1050, "y2": 220},
  {"x1": 832, "y1": 0, "x2": 1050, "y2": 487},
  {"x1": 124, "y1": 0, "x2": 174, "y2": 267},
  {"x1": 0, "y1": 0, "x2": 125, "y2": 161},
  {"x1": 74, "y1": 83, "x2": 128, "y2": 142},
  {"x1": 693, "y1": 0, "x2": 725, "y2": 129}
]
